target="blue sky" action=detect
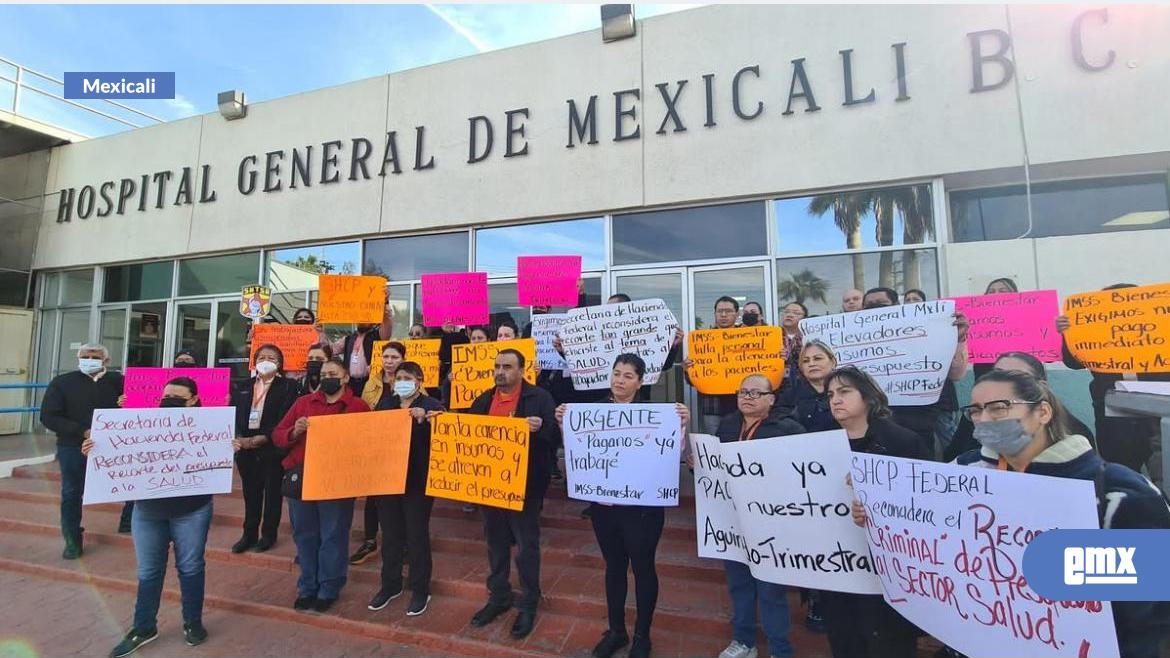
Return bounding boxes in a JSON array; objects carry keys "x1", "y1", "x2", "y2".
[{"x1": 0, "y1": 4, "x2": 697, "y2": 137}]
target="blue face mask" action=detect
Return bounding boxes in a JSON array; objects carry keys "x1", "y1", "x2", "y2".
[
  {"x1": 393, "y1": 380, "x2": 417, "y2": 397},
  {"x1": 972, "y1": 418, "x2": 1033, "y2": 457}
]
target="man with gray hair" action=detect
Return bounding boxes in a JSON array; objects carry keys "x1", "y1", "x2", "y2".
[{"x1": 40, "y1": 343, "x2": 124, "y2": 559}]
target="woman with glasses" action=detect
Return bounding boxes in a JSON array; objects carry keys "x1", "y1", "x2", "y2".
[
  {"x1": 776, "y1": 340, "x2": 839, "y2": 434},
  {"x1": 709, "y1": 374, "x2": 805, "y2": 658}
]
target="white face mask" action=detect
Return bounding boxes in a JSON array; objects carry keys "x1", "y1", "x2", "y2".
[
  {"x1": 393, "y1": 380, "x2": 417, "y2": 397},
  {"x1": 255, "y1": 360, "x2": 278, "y2": 376},
  {"x1": 78, "y1": 358, "x2": 103, "y2": 375}
]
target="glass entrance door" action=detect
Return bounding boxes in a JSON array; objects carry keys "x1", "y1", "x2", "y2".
[{"x1": 611, "y1": 269, "x2": 688, "y2": 404}]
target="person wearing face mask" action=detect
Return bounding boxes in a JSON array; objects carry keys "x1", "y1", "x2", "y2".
[
  {"x1": 776, "y1": 340, "x2": 839, "y2": 434},
  {"x1": 741, "y1": 301, "x2": 766, "y2": 327},
  {"x1": 366, "y1": 361, "x2": 445, "y2": 617},
  {"x1": 173, "y1": 349, "x2": 199, "y2": 367},
  {"x1": 40, "y1": 343, "x2": 125, "y2": 559},
  {"x1": 329, "y1": 293, "x2": 394, "y2": 397},
  {"x1": 230, "y1": 344, "x2": 299, "y2": 554},
  {"x1": 273, "y1": 358, "x2": 370, "y2": 613},
  {"x1": 84, "y1": 377, "x2": 243, "y2": 658},
  {"x1": 298, "y1": 343, "x2": 333, "y2": 396}
]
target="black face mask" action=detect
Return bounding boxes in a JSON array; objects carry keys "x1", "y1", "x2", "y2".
[
  {"x1": 305, "y1": 361, "x2": 324, "y2": 377},
  {"x1": 320, "y1": 377, "x2": 344, "y2": 395},
  {"x1": 159, "y1": 396, "x2": 189, "y2": 408},
  {"x1": 742, "y1": 312, "x2": 759, "y2": 326}
]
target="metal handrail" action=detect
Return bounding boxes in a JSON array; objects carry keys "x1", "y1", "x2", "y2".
[
  {"x1": 0, "y1": 383, "x2": 47, "y2": 389},
  {"x1": 0, "y1": 383, "x2": 46, "y2": 415}
]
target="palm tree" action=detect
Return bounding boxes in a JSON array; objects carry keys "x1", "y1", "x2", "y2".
[
  {"x1": 807, "y1": 192, "x2": 871, "y2": 289},
  {"x1": 777, "y1": 268, "x2": 830, "y2": 306},
  {"x1": 888, "y1": 185, "x2": 934, "y2": 291}
]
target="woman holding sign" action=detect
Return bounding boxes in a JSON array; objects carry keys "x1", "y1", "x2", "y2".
[
  {"x1": 555, "y1": 354, "x2": 690, "y2": 658},
  {"x1": 273, "y1": 358, "x2": 371, "y2": 614}
]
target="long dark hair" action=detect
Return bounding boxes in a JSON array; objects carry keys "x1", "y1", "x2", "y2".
[
  {"x1": 993, "y1": 351, "x2": 1046, "y2": 380},
  {"x1": 974, "y1": 369, "x2": 1070, "y2": 445},
  {"x1": 984, "y1": 278, "x2": 1018, "y2": 294},
  {"x1": 825, "y1": 366, "x2": 891, "y2": 420}
]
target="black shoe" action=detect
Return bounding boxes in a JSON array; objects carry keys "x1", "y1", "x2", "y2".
[
  {"x1": 183, "y1": 621, "x2": 208, "y2": 647},
  {"x1": 314, "y1": 597, "x2": 336, "y2": 613},
  {"x1": 510, "y1": 611, "x2": 536, "y2": 639},
  {"x1": 253, "y1": 537, "x2": 276, "y2": 553},
  {"x1": 62, "y1": 540, "x2": 82, "y2": 560},
  {"x1": 293, "y1": 595, "x2": 317, "y2": 611},
  {"x1": 368, "y1": 587, "x2": 403, "y2": 611},
  {"x1": 109, "y1": 627, "x2": 158, "y2": 658},
  {"x1": 592, "y1": 630, "x2": 630, "y2": 658},
  {"x1": 406, "y1": 593, "x2": 431, "y2": 617},
  {"x1": 231, "y1": 535, "x2": 257, "y2": 554},
  {"x1": 470, "y1": 601, "x2": 511, "y2": 627},
  {"x1": 117, "y1": 519, "x2": 132, "y2": 534},
  {"x1": 629, "y1": 635, "x2": 651, "y2": 658},
  {"x1": 349, "y1": 539, "x2": 378, "y2": 565}
]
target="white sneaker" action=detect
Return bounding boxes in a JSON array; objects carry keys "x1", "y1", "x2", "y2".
[{"x1": 718, "y1": 641, "x2": 757, "y2": 658}]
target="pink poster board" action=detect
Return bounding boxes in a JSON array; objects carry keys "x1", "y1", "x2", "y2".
[
  {"x1": 421, "y1": 272, "x2": 489, "y2": 327},
  {"x1": 516, "y1": 255, "x2": 582, "y2": 307},
  {"x1": 948, "y1": 290, "x2": 1062, "y2": 363},
  {"x1": 124, "y1": 367, "x2": 233, "y2": 408}
]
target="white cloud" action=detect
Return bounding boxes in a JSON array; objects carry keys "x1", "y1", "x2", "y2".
[
  {"x1": 424, "y1": 4, "x2": 492, "y2": 53},
  {"x1": 165, "y1": 93, "x2": 198, "y2": 118}
]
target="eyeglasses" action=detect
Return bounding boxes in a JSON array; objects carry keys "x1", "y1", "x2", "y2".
[
  {"x1": 960, "y1": 399, "x2": 1040, "y2": 421},
  {"x1": 736, "y1": 389, "x2": 774, "y2": 400}
]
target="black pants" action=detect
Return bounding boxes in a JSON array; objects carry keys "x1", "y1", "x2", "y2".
[
  {"x1": 483, "y1": 497, "x2": 543, "y2": 613},
  {"x1": 819, "y1": 591, "x2": 918, "y2": 658},
  {"x1": 362, "y1": 497, "x2": 379, "y2": 542},
  {"x1": 235, "y1": 449, "x2": 284, "y2": 540},
  {"x1": 376, "y1": 492, "x2": 434, "y2": 595},
  {"x1": 590, "y1": 505, "x2": 665, "y2": 638}
]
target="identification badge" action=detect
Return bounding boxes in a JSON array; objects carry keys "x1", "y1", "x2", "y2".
[{"x1": 248, "y1": 409, "x2": 261, "y2": 430}]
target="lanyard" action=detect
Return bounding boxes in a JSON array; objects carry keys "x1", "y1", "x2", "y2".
[
  {"x1": 739, "y1": 418, "x2": 764, "y2": 441},
  {"x1": 252, "y1": 377, "x2": 273, "y2": 412}
]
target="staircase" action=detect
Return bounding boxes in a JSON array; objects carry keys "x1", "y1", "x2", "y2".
[{"x1": 0, "y1": 461, "x2": 838, "y2": 658}]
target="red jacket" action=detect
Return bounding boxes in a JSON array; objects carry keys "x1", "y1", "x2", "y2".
[{"x1": 272, "y1": 388, "x2": 370, "y2": 470}]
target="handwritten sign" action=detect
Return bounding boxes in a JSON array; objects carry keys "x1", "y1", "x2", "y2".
[
  {"x1": 692, "y1": 431, "x2": 883, "y2": 594},
  {"x1": 425, "y1": 412, "x2": 530, "y2": 511},
  {"x1": 316, "y1": 274, "x2": 387, "y2": 324},
  {"x1": 517, "y1": 255, "x2": 582, "y2": 307},
  {"x1": 530, "y1": 313, "x2": 569, "y2": 370},
  {"x1": 303, "y1": 410, "x2": 411, "y2": 500},
  {"x1": 850, "y1": 454, "x2": 1119, "y2": 658},
  {"x1": 421, "y1": 272, "x2": 488, "y2": 327},
  {"x1": 562, "y1": 403, "x2": 682, "y2": 506},
  {"x1": 687, "y1": 326, "x2": 785, "y2": 394},
  {"x1": 449, "y1": 339, "x2": 537, "y2": 409},
  {"x1": 949, "y1": 290, "x2": 1061, "y2": 364},
  {"x1": 800, "y1": 301, "x2": 958, "y2": 406},
  {"x1": 561, "y1": 298, "x2": 679, "y2": 390},
  {"x1": 124, "y1": 368, "x2": 232, "y2": 408},
  {"x1": 406, "y1": 339, "x2": 442, "y2": 388},
  {"x1": 1063, "y1": 282, "x2": 1170, "y2": 373},
  {"x1": 240, "y1": 285, "x2": 271, "y2": 320},
  {"x1": 83, "y1": 407, "x2": 236, "y2": 505},
  {"x1": 250, "y1": 323, "x2": 319, "y2": 371}
]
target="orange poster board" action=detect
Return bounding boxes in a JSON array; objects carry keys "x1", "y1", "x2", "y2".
[
  {"x1": 250, "y1": 324, "x2": 319, "y2": 371},
  {"x1": 425, "y1": 412, "x2": 529, "y2": 511},
  {"x1": 368, "y1": 339, "x2": 442, "y2": 389},
  {"x1": 449, "y1": 338, "x2": 538, "y2": 409},
  {"x1": 686, "y1": 326, "x2": 785, "y2": 395},
  {"x1": 303, "y1": 409, "x2": 411, "y2": 500},
  {"x1": 1063, "y1": 282, "x2": 1170, "y2": 373},
  {"x1": 317, "y1": 274, "x2": 387, "y2": 324}
]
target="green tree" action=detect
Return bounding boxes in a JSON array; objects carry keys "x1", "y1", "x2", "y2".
[
  {"x1": 777, "y1": 268, "x2": 830, "y2": 306},
  {"x1": 284, "y1": 254, "x2": 335, "y2": 274},
  {"x1": 807, "y1": 192, "x2": 871, "y2": 290}
]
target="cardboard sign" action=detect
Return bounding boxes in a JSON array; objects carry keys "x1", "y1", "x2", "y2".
[
  {"x1": 949, "y1": 290, "x2": 1061, "y2": 364},
  {"x1": 530, "y1": 313, "x2": 569, "y2": 370},
  {"x1": 302, "y1": 409, "x2": 411, "y2": 501},
  {"x1": 124, "y1": 367, "x2": 232, "y2": 408},
  {"x1": 691, "y1": 431, "x2": 883, "y2": 594},
  {"x1": 562, "y1": 403, "x2": 683, "y2": 506},
  {"x1": 426, "y1": 412, "x2": 530, "y2": 510},
  {"x1": 240, "y1": 285, "x2": 272, "y2": 320},
  {"x1": 850, "y1": 454, "x2": 1119, "y2": 658},
  {"x1": 561, "y1": 298, "x2": 679, "y2": 390},
  {"x1": 686, "y1": 326, "x2": 786, "y2": 394},
  {"x1": 368, "y1": 339, "x2": 442, "y2": 389},
  {"x1": 800, "y1": 301, "x2": 958, "y2": 406},
  {"x1": 83, "y1": 407, "x2": 236, "y2": 505},
  {"x1": 250, "y1": 323, "x2": 319, "y2": 371},
  {"x1": 449, "y1": 338, "x2": 538, "y2": 409},
  {"x1": 421, "y1": 272, "x2": 488, "y2": 327},
  {"x1": 517, "y1": 255, "x2": 582, "y2": 307},
  {"x1": 316, "y1": 274, "x2": 387, "y2": 324},
  {"x1": 1063, "y1": 282, "x2": 1170, "y2": 373}
]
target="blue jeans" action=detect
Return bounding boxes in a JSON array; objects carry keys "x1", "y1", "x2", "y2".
[
  {"x1": 724, "y1": 560, "x2": 793, "y2": 657},
  {"x1": 287, "y1": 497, "x2": 354, "y2": 599},
  {"x1": 57, "y1": 444, "x2": 86, "y2": 543},
  {"x1": 132, "y1": 501, "x2": 213, "y2": 630}
]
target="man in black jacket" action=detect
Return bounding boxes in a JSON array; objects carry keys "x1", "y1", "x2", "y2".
[
  {"x1": 465, "y1": 349, "x2": 558, "y2": 640},
  {"x1": 40, "y1": 343, "x2": 124, "y2": 559}
]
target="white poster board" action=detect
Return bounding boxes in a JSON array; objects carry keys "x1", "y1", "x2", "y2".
[
  {"x1": 530, "y1": 313, "x2": 570, "y2": 371},
  {"x1": 799, "y1": 301, "x2": 958, "y2": 406},
  {"x1": 692, "y1": 431, "x2": 884, "y2": 594},
  {"x1": 563, "y1": 403, "x2": 683, "y2": 505},
  {"x1": 83, "y1": 407, "x2": 236, "y2": 505},
  {"x1": 561, "y1": 298, "x2": 678, "y2": 390},
  {"x1": 850, "y1": 454, "x2": 1119, "y2": 658}
]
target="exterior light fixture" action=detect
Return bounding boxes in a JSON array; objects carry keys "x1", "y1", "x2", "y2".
[
  {"x1": 601, "y1": 4, "x2": 635, "y2": 42},
  {"x1": 217, "y1": 90, "x2": 247, "y2": 121}
]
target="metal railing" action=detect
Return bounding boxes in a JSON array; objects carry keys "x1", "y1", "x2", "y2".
[{"x1": 0, "y1": 382, "x2": 47, "y2": 415}]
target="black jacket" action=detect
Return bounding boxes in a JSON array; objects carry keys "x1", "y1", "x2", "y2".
[
  {"x1": 375, "y1": 393, "x2": 445, "y2": 495},
  {"x1": 40, "y1": 370, "x2": 124, "y2": 447},
  {"x1": 468, "y1": 381, "x2": 559, "y2": 501},
  {"x1": 775, "y1": 378, "x2": 838, "y2": 434},
  {"x1": 849, "y1": 416, "x2": 924, "y2": 460},
  {"x1": 715, "y1": 405, "x2": 806, "y2": 444},
  {"x1": 231, "y1": 375, "x2": 300, "y2": 456}
]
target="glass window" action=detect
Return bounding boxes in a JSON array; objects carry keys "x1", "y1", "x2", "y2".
[
  {"x1": 775, "y1": 248, "x2": 939, "y2": 317},
  {"x1": 100, "y1": 308, "x2": 126, "y2": 370},
  {"x1": 692, "y1": 266, "x2": 769, "y2": 330},
  {"x1": 613, "y1": 202, "x2": 767, "y2": 266},
  {"x1": 549, "y1": 276, "x2": 603, "y2": 313},
  {"x1": 266, "y1": 242, "x2": 360, "y2": 291},
  {"x1": 487, "y1": 282, "x2": 527, "y2": 330},
  {"x1": 364, "y1": 232, "x2": 469, "y2": 282},
  {"x1": 41, "y1": 272, "x2": 60, "y2": 307},
  {"x1": 56, "y1": 310, "x2": 91, "y2": 376},
  {"x1": 60, "y1": 269, "x2": 94, "y2": 305},
  {"x1": 35, "y1": 310, "x2": 58, "y2": 382},
  {"x1": 268, "y1": 291, "x2": 309, "y2": 324},
  {"x1": 476, "y1": 218, "x2": 605, "y2": 275},
  {"x1": 388, "y1": 284, "x2": 411, "y2": 337},
  {"x1": 774, "y1": 183, "x2": 934, "y2": 256},
  {"x1": 175, "y1": 303, "x2": 212, "y2": 365},
  {"x1": 178, "y1": 252, "x2": 260, "y2": 297},
  {"x1": 950, "y1": 175, "x2": 1170, "y2": 242},
  {"x1": 215, "y1": 303, "x2": 253, "y2": 383},
  {"x1": 127, "y1": 303, "x2": 167, "y2": 367},
  {"x1": 0, "y1": 269, "x2": 28, "y2": 307},
  {"x1": 103, "y1": 261, "x2": 174, "y2": 303}
]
